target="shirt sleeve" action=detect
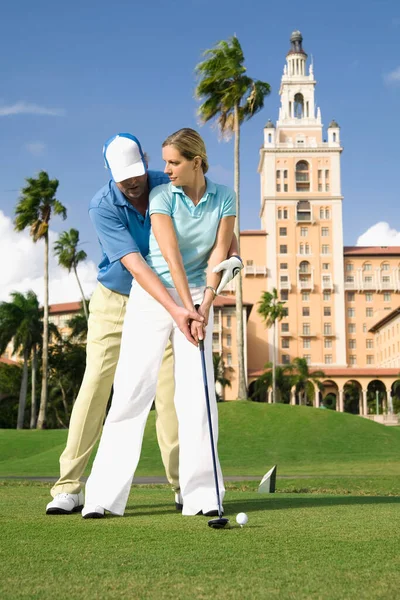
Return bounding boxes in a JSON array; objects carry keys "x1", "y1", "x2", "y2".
[
  {"x1": 221, "y1": 189, "x2": 237, "y2": 217},
  {"x1": 149, "y1": 186, "x2": 173, "y2": 216},
  {"x1": 89, "y1": 204, "x2": 139, "y2": 263}
]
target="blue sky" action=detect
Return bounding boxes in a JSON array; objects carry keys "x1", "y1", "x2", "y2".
[{"x1": 1, "y1": 0, "x2": 399, "y2": 269}]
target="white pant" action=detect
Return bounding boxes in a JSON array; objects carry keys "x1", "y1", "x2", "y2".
[{"x1": 84, "y1": 283, "x2": 225, "y2": 516}]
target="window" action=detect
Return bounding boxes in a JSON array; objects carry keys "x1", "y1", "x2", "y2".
[
  {"x1": 349, "y1": 339, "x2": 356, "y2": 349},
  {"x1": 276, "y1": 183, "x2": 281, "y2": 192},
  {"x1": 324, "y1": 323, "x2": 332, "y2": 335},
  {"x1": 319, "y1": 207, "x2": 324, "y2": 219},
  {"x1": 382, "y1": 263, "x2": 390, "y2": 271},
  {"x1": 227, "y1": 353, "x2": 232, "y2": 366},
  {"x1": 280, "y1": 263, "x2": 288, "y2": 269},
  {"x1": 279, "y1": 227, "x2": 287, "y2": 236},
  {"x1": 282, "y1": 307, "x2": 288, "y2": 317},
  {"x1": 348, "y1": 292, "x2": 355, "y2": 302},
  {"x1": 283, "y1": 209, "x2": 288, "y2": 219},
  {"x1": 282, "y1": 338, "x2": 290, "y2": 349},
  {"x1": 346, "y1": 276, "x2": 354, "y2": 284},
  {"x1": 348, "y1": 308, "x2": 355, "y2": 318},
  {"x1": 321, "y1": 227, "x2": 329, "y2": 237},
  {"x1": 284, "y1": 184, "x2": 288, "y2": 192},
  {"x1": 284, "y1": 170, "x2": 288, "y2": 179},
  {"x1": 324, "y1": 307, "x2": 331, "y2": 317},
  {"x1": 226, "y1": 334, "x2": 232, "y2": 347},
  {"x1": 295, "y1": 161, "x2": 310, "y2": 192},
  {"x1": 346, "y1": 263, "x2": 354, "y2": 272},
  {"x1": 384, "y1": 293, "x2": 391, "y2": 302},
  {"x1": 299, "y1": 261, "x2": 310, "y2": 273},
  {"x1": 365, "y1": 293, "x2": 373, "y2": 302},
  {"x1": 246, "y1": 260, "x2": 254, "y2": 266},
  {"x1": 324, "y1": 338, "x2": 332, "y2": 349},
  {"x1": 294, "y1": 93, "x2": 304, "y2": 118},
  {"x1": 280, "y1": 245, "x2": 288, "y2": 254},
  {"x1": 325, "y1": 355, "x2": 333, "y2": 365},
  {"x1": 303, "y1": 355, "x2": 311, "y2": 365},
  {"x1": 321, "y1": 245, "x2": 330, "y2": 254},
  {"x1": 349, "y1": 355, "x2": 357, "y2": 366},
  {"x1": 318, "y1": 170, "x2": 322, "y2": 192},
  {"x1": 227, "y1": 316, "x2": 231, "y2": 328},
  {"x1": 212, "y1": 333, "x2": 219, "y2": 345},
  {"x1": 300, "y1": 227, "x2": 308, "y2": 237},
  {"x1": 281, "y1": 323, "x2": 289, "y2": 332},
  {"x1": 366, "y1": 355, "x2": 374, "y2": 365},
  {"x1": 276, "y1": 170, "x2": 281, "y2": 192},
  {"x1": 296, "y1": 200, "x2": 311, "y2": 221},
  {"x1": 364, "y1": 263, "x2": 372, "y2": 271},
  {"x1": 302, "y1": 292, "x2": 310, "y2": 301},
  {"x1": 348, "y1": 324, "x2": 356, "y2": 333},
  {"x1": 366, "y1": 339, "x2": 373, "y2": 349},
  {"x1": 325, "y1": 208, "x2": 330, "y2": 219},
  {"x1": 303, "y1": 323, "x2": 310, "y2": 335},
  {"x1": 282, "y1": 354, "x2": 290, "y2": 364},
  {"x1": 322, "y1": 263, "x2": 330, "y2": 270},
  {"x1": 325, "y1": 170, "x2": 330, "y2": 191},
  {"x1": 366, "y1": 308, "x2": 373, "y2": 317},
  {"x1": 281, "y1": 290, "x2": 288, "y2": 301},
  {"x1": 363, "y1": 324, "x2": 367, "y2": 333},
  {"x1": 323, "y1": 291, "x2": 331, "y2": 301},
  {"x1": 302, "y1": 307, "x2": 310, "y2": 317},
  {"x1": 303, "y1": 338, "x2": 311, "y2": 349},
  {"x1": 278, "y1": 209, "x2": 282, "y2": 219}
]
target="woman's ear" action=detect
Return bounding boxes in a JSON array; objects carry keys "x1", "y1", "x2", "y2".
[{"x1": 193, "y1": 156, "x2": 202, "y2": 171}]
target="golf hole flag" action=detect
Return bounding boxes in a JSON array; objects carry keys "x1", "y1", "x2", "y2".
[{"x1": 258, "y1": 465, "x2": 277, "y2": 493}]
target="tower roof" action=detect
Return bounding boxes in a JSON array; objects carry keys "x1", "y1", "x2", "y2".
[
  {"x1": 328, "y1": 119, "x2": 340, "y2": 128},
  {"x1": 264, "y1": 119, "x2": 275, "y2": 129},
  {"x1": 287, "y1": 30, "x2": 307, "y2": 57}
]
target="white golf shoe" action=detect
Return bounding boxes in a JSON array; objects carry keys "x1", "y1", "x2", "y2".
[
  {"x1": 82, "y1": 505, "x2": 105, "y2": 519},
  {"x1": 46, "y1": 492, "x2": 84, "y2": 515}
]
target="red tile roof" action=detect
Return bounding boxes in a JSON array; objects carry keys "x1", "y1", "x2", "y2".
[
  {"x1": 248, "y1": 367, "x2": 400, "y2": 378},
  {"x1": 214, "y1": 296, "x2": 252, "y2": 307},
  {"x1": 240, "y1": 230, "x2": 267, "y2": 236},
  {"x1": 49, "y1": 302, "x2": 81, "y2": 314},
  {"x1": 369, "y1": 306, "x2": 400, "y2": 332},
  {"x1": 344, "y1": 246, "x2": 400, "y2": 256}
]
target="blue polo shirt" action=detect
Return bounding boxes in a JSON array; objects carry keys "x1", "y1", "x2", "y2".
[
  {"x1": 89, "y1": 171, "x2": 169, "y2": 295},
  {"x1": 146, "y1": 178, "x2": 236, "y2": 287}
]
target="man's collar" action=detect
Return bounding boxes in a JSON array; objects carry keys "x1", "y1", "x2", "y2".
[{"x1": 110, "y1": 180, "x2": 149, "y2": 213}]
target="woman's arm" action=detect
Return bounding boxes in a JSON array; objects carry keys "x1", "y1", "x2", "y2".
[
  {"x1": 121, "y1": 252, "x2": 201, "y2": 345},
  {"x1": 150, "y1": 213, "x2": 196, "y2": 313}
]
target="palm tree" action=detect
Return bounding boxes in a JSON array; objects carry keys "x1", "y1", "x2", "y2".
[
  {"x1": 291, "y1": 357, "x2": 325, "y2": 406},
  {"x1": 67, "y1": 310, "x2": 89, "y2": 343},
  {"x1": 251, "y1": 362, "x2": 294, "y2": 403},
  {"x1": 0, "y1": 291, "x2": 42, "y2": 428},
  {"x1": 54, "y1": 229, "x2": 89, "y2": 320},
  {"x1": 195, "y1": 36, "x2": 271, "y2": 400},
  {"x1": 212, "y1": 353, "x2": 232, "y2": 402},
  {"x1": 14, "y1": 170, "x2": 67, "y2": 429},
  {"x1": 257, "y1": 289, "x2": 286, "y2": 403}
]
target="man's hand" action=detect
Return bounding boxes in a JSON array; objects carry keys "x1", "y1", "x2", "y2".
[
  {"x1": 171, "y1": 306, "x2": 204, "y2": 346},
  {"x1": 212, "y1": 256, "x2": 244, "y2": 294}
]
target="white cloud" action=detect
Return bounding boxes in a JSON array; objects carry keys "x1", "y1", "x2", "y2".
[
  {"x1": 384, "y1": 66, "x2": 400, "y2": 85},
  {"x1": 0, "y1": 211, "x2": 98, "y2": 305},
  {"x1": 0, "y1": 102, "x2": 65, "y2": 117},
  {"x1": 356, "y1": 222, "x2": 400, "y2": 246},
  {"x1": 25, "y1": 142, "x2": 46, "y2": 156}
]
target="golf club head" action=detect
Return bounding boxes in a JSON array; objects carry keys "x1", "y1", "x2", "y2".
[{"x1": 208, "y1": 517, "x2": 230, "y2": 529}]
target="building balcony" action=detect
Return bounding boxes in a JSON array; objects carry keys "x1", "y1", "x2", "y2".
[
  {"x1": 299, "y1": 331, "x2": 317, "y2": 337},
  {"x1": 298, "y1": 279, "x2": 314, "y2": 291},
  {"x1": 279, "y1": 279, "x2": 291, "y2": 291},
  {"x1": 344, "y1": 281, "x2": 356, "y2": 290},
  {"x1": 280, "y1": 331, "x2": 293, "y2": 337},
  {"x1": 244, "y1": 265, "x2": 267, "y2": 276},
  {"x1": 321, "y1": 277, "x2": 334, "y2": 291},
  {"x1": 323, "y1": 331, "x2": 335, "y2": 337}
]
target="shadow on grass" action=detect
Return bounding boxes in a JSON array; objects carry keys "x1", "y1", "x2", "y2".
[{"x1": 225, "y1": 495, "x2": 400, "y2": 513}]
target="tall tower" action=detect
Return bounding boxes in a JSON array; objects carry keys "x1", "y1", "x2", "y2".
[{"x1": 258, "y1": 31, "x2": 347, "y2": 369}]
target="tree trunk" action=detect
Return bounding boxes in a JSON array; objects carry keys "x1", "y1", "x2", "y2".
[
  {"x1": 272, "y1": 321, "x2": 276, "y2": 403},
  {"x1": 73, "y1": 264, "x2": 89, "y2": 321},
  {"x1": 234, "y1": 103, "x2": 247, "y2": 400},
  {"x1": 30, "y1": 345, "x2": 37, "y2": 429},
  {"x1": 17, "y1": 349, "x2": 29, "y2": 429},
  {"x1": 37, "y1": 233, "x2": 49, "y2": 429}
]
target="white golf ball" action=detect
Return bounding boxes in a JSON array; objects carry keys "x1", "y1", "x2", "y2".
[{"x1": 236, "y1": 512, "x2": 248, "y2": 527}]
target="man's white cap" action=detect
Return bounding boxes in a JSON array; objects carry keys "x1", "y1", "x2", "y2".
[{"x1": 103, "y1": 133, "x2": 146, "y2": 182}]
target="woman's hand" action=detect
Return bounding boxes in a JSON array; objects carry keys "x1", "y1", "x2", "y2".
[
  {"x1": 190, "y1": 300, "x2": 211, "y2": 345},
  {"x1": 170, "y1": 306, "x2": 204, "y2": 346}
]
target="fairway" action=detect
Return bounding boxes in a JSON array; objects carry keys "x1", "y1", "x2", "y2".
[
  {"x1": 1, "y1": 481, "x2": 400, "y2": 599},
  {"x1": 2, "y1": 403, "x2": 400, "y2": 599}
]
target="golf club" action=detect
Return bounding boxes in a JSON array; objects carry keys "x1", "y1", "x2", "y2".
[{"x1": 195, "y1": 305, "x2": 229, "y2": 529}]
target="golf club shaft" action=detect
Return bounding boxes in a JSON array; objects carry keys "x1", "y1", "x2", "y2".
[{"x1": 198, "y1": 338, "x2": 223, "y2": 519}]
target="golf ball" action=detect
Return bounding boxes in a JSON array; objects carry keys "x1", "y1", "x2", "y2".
[{"x1": 236, "y1": 512, "x2": 248, "y2": 527}]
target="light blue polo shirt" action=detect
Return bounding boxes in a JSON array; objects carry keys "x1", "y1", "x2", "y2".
[
  {"x1": 89, "y1": 171, "x2": 169, "y2": 295},
  {"x1": 146, "y1": 178, "x2": 236, "y2": 287}
]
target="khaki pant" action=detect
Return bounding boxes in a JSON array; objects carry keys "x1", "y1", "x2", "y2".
[{"x1": 51, "y1": 282, "x2": 179, "y2": 497}]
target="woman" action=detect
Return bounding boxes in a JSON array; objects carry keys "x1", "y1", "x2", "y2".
[{"x1": 83, "y1": 128, "x2": 236, "y2": 518}]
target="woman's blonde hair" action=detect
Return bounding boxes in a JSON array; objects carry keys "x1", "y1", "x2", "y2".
[{"x1": 162, "y1": 128, "x2": 209, "y2": 174}]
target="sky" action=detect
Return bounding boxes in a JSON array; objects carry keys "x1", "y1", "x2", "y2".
[{"x1": 1, "y1": 0, "x2": 399, "y2": 304}]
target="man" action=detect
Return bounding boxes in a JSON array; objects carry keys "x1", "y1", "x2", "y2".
[{"x1": 46, "y1": 133, "x2": 243, "y2": 515}]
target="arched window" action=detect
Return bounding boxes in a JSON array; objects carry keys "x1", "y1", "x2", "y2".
[
  {"x1": 294, "y1": 93, "x2": 304, "y2": 118},
  {"x1": 381, "y1": 262, "x2": 390, "y2": 271},
  {"x1": 296, "y1": 161, "x2": 310, "y2": 192},
  {"x1": 299, "y1": 261, "x2": 310, "y2": 274},
  {"x1": 333, "y1": 132, "x2": 337, "y2": 142},
  {"x1": 268, "y1": 133, "x2": 272, "y2": 143},
  {"x1": 296, "y1": 200, "x2": 311, "y2": 222}
]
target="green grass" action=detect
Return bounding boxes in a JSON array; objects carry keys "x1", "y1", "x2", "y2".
[
  {"x1": 1, "y1": 403, "x2": 400, "y2": 477},
  {"x1": 1, "y1": 481, "x2": 400, "y2": 599}
]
